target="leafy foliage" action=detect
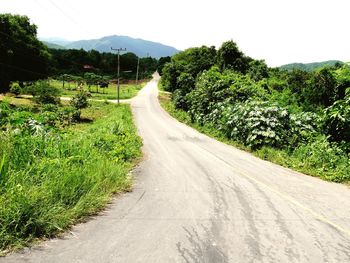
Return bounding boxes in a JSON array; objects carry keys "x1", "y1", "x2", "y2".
[
  {"x1": 24, "y1": 81, "x2": 61, "y2": 104},
  {"x1": 322, "y1": 88, "x2": 350, "y2": 148},
  {"x1": 70, "y1": 90, "x2": 90, "y2": 120},
  {"x1": 0, "y1": 14, "x2": 49, "y2": 92},
  {"x1": 161, "y1": 40, "x2": 350, "y2": 183}
]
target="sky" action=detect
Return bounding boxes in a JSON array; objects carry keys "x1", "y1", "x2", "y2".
[{"x1": 0, "y1": 0, "x2": 349, "y2": 67}]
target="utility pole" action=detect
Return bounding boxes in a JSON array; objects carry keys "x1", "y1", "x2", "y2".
[
  {"x1": 111, "y1": 47, "x2": 126, "y2": 104},
  {"x1": 135, "y1": 56, "x2": 140, "y2": 86}
]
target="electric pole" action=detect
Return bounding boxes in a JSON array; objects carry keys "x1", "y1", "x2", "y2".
[
  {"x1": 135, "y1": 56, "x2": 140, "y2": 86},
  {"x1": 111, "y1": 47, "x2": 126, "y2": 104}
]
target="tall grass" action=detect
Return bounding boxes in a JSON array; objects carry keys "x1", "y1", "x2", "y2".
[{"x1": 0, "y1": 103, "x2": 142, "y2": 254}]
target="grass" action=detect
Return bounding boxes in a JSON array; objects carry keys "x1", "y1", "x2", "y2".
[
  {"x1": 0, "y1": 101, "x2": 142, "y2": 255},
  {"x1": 0, "y1": 94, "x2": 35, "y2": 106},
  {"x1": 158, "y1": 90, "x2": 350, "y2": 184},
  {"x1": 50, "y1": 80, "x2": 144, "y2": 100}
]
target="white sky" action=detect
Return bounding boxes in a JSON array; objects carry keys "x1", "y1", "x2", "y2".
[{"x1": 1, "y1": 0, "x2": 349, "y2": 66}]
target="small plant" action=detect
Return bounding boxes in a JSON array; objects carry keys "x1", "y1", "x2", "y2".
[
  {"x1": 9, "y1": 83, "x2": 21, "y2": 96},
  {"x1": 70, "y1": 90, "x2": 90, "y2": 120}
]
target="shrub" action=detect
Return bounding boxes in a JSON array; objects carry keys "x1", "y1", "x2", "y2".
[
  {"x1": 171, "y1": 73, "x2": 195, "y2": 110},
  {"x1": 187, "y1": 67, "x2": 269, "y2": 124},
  {"x1": 219, "y1": 101, "x2": 291, "y2": 149},
  {"x1": 70, "y1": 90, "x2": 90, "y2": 120},
  {"x1": 9, "y1": 83, "x2": 21, "y2": 96},
  {"x1": 25, "y1": 81, "x2": 61, "y2": 104},
  {"x1": 322, "y1": 88, "x2": 350, "y2": 148},
  {"x1": 291, "y1": 135, "x2": 350, "y2": 182},
  {"x1": 289, "y1": 111, "x2": 319, "y2": 146}
]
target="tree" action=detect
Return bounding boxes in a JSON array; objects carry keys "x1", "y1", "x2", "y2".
[
  {"x1": 172, "y1": 46, "x2": 217, "y2": 78},
  {"x1": 157, "y1": 56, "x2": 171, "y2": 75},
  {"x1": 304, "y1": 68, "x2": 337, "y2": 108},
  {"x1": 248, "y1": 60, "x2": 269, "y2": 81},
  {"x1": 217, "y1": 40, "x2": 250, "y2": 73},
  {"x1": 286, "y1": 69, "x2": 311, "y2": 95},
  {"x1": 160, "y1": 61, "x2": 186, "y2": 92},
  {"x1": 0, "y1": 14, "x2": 49, "y2": 92}
]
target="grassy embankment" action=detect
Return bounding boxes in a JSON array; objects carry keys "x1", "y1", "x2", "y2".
[
  {"x1": 158, "y1": 90, "x2": 350, "y2": 184},
  {"x1": 50, "y1": 80, "x2": 145, "y2": 100},
  {"x1": 0, "y1": 98, "x2": 142, "y2": 254}
]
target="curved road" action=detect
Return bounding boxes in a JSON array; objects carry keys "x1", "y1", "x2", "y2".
[{"x1": 2, "y1": 75, "x2": 350, "y2": 262}]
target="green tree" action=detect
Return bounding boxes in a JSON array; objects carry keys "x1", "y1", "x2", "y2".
[
  {"x1": 217, "y1": 40, "x2": 250, "y2": 73},
  {"x1": 304, "y1": 68, "x2": 337, "y2": 108},
  {"x1": 0, "y1": 14, "x2": 49, "y2": 92},
  {"x1": 157, "y1": 56, "x2": 171, "y2": 75},
  {"x1": 161, "y1": 61, "x2": 186, "y2": 92},
  {"x1": 247, "y1": 60, "x2": 269, "y2": 81}
]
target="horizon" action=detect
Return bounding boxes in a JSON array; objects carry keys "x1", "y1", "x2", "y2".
[
  {"x1": 1, "y1": 0, "x2": 350, "y2": 67},
  {"x1": 40, "y1": 35, "x2": 349, "y2": 68}
]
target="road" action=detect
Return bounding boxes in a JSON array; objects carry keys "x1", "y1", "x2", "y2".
[{"x1": 2, "y1": 74, "x2": 350, "y2": 262}]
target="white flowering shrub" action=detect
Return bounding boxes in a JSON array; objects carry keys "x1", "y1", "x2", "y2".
[{"x1": 218, "y1": 101, "x2": 291, "y2": 149}]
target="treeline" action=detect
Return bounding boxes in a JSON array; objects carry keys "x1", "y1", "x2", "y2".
[
  {"x1": 49, "y1": 49, "x2": 158, "y2": 78},
  {"x1": 161, "y1": 41, "x2": 350, "y2": 182},
  {"x1": 0, "y1": 14, "x2": 161, "y2": 93}
]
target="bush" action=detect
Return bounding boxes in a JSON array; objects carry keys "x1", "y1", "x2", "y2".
[
  {"x1": 218, "y1": 101, "x2": 291, "y2": 149},
  {"x1": 289, "y1": 111, "x2": 319, "y2": 146},
  {"x1": 187, "y1": 67, "x2": 269, "y2": 124},
  {"x1": 25, "y1": 81, "x2": 61, "y2": 104},
  {"x1": 9, "y1": 83, "x2": 21, "y2": 96},
  {"x1": 70, "y1": 90, "x2": 90, "y2": 120},
  {"x1": 322, "y1": 88, "x2": 350, "y2": 149},
  {"x1": 171, "y1": 73, "x2": 195, "y2": 110},
  {"x1": 291, "y1": 135, "x2": 350, "y2": 182}
]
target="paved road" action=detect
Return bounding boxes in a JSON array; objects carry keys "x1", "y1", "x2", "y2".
[{"x1": 2, "y1": 74, "x2": 350, "y2": 262}]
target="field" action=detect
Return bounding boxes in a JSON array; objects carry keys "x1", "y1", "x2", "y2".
[
  {"x1": 0, "y1": 98, "x2": 142, "y2": 254},
  {"x1": 50, "y1": 80, "x2": 145, "y2": 100}
]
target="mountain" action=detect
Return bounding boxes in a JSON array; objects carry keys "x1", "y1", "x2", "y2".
[
  {"x1": 42, "y1": 41, "x2": 66, "y2": 50},
  {"x1": 279, "y1": 60, "x2": 343, "y2": 72},
  {"x1": 40, "y1": 37, "x2": 72, "y2": 46},
  {"x1": 46, "y1": 35, "x2": 179, "y2": 58}
]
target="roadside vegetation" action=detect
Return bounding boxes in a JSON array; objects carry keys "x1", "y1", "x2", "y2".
[
  {"x1": 0, "y1": 86, "x2": 142, "y2": 253},
  {"x1": 159, "y1": 41, "x2": 350, "y2": 183}
]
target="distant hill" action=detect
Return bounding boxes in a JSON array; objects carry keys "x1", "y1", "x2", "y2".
[
  {"x1": 45, "y1": 35, "x2": 179, "y2": 58},
  {"x1": 279, "y1": 60, "x2": 344, "y2": 71},
  {"x1": 42, "y1": 41, "x2": 66, "y2": 50}
]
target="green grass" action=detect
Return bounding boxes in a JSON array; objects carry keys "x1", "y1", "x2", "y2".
[
  {"x1": 158, "y1": 91, "x2": 350, "y2": 184},
  {"x1": 0, "y1": 101, "x2": 142, "y2": 254},
  {"x1": 0, "y1": 95, "x2": 35, "y2": 106},
  {"x1": 50, "y1": 80, "x2": 144, "y2": 100}
]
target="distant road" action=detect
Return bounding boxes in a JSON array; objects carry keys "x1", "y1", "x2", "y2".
[{"x1": 2, "y1": 73, "x2": 350, "y2": 262}]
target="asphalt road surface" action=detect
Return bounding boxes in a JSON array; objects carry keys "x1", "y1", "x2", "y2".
[{"x1": 2, "y1": 74, "x2": 350, "y2": 262}]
